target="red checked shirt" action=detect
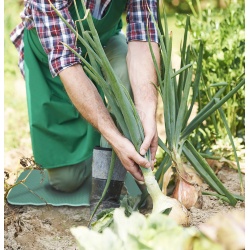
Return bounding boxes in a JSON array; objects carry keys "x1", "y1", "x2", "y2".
[{"x1": 10, "y1": 0, "x2": 159, "y2": 78}]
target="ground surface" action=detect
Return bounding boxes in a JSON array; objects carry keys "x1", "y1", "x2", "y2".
[{"x1": 4, "y1": 160, "x2": 245, "y2": 250}]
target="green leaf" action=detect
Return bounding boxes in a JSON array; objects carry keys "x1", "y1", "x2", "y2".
[
  {"x1": 88, "y1": 150, "x2": 117, "y2": 225},
  {"x1": 171, "y1": 63, "x2": 193, "y2": 78},
  {"x1": 91, "y1": 208, "x2": 115, "y2": 233},
  {"x1": 215, "y1": 99, "x2": 244, "y2": 194},
  {"x1": 183, "y1": 140, "x2": 237, "y2": 206},
  {"x1": 178, "y1": 15, "x2": 190, "y2": 101},
  {"x1": 181, "y1": 78, "x2": 245, "y2": 139},
  {"x1": 155, "y1": 152, "x2": 172, "y2": 182},
  {"x1": 209, "y1": 82, "x2": 228, "y2": 88},
  {"x1": 182, "y1": 42, "x2": 203, "y2": 128},
  {"x1": 162, "y1": 207, "x2": 172, "y2": 215},
  {"x1": 202, "y1": 191, "x2": 244, "y2": 203},
  {"x1": 174, "y1": 66, "x2": 193, "y2": 148},
  {"x1": 158, "y1": 137, "x2": 172, "y2": 157}
]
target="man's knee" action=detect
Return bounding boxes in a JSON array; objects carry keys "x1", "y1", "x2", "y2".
[{"x1": 47, "y1": 158, "x2": 92, "y2": 192}]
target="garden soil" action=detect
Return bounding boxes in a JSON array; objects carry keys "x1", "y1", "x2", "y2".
[{"x1": 4, "y1": 156, "x2": 245, "y2": 250}]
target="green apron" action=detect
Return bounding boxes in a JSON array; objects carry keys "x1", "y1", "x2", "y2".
[{"x1": 24, "y1": 0, "x2": 127, "y2": 169}]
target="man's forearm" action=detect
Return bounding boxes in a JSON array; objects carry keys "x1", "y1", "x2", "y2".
[
  {"x1": 126, "y1": 41, "x2": 160, "y2": 158},
  {"x1": 126, "y1": 41, "x2": 160, "y2": 116},
  {"x1": 59, "y1": 64, "x2": 122, "y2": 146}
]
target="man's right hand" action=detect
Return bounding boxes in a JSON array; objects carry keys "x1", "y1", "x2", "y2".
[{"x1": 110, "y1": 136, "x2": 152, "y2": 182}]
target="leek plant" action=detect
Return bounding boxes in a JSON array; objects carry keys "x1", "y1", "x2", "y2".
[
  {"x1": 49, "y1": 0, "x2": 190, "y2": 226},
  {"x1": 150, "y1": 4, "x2": 244, "y2": 208}
]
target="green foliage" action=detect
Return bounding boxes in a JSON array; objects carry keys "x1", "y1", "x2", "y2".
[
  {"x1": 71, "y1": 208, "x2": 223, "y2": 250},
  {"x1": 162, "y1": 0, "x2": 195, "y2": 14},
  {"x1": 91, "y1": 195, "x2": 142, "y2": 233},
  {"x1": 4, "y1": 0, "x2": 30, "y2": 152},
  {"x1": 91, "y1": 208, "x2": 115, "y2": 233},
  {"x1": 162, "y1": 0, "x2": 213, "y2": 15},
  {"x1": 4, "y1": 0, "x2": 23, "y2": 79},
  {"x1": 175, "y1": 1, "x2": 245, "y2": 148}
]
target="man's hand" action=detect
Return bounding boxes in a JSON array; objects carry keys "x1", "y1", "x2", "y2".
[
  {"x1": 111, "y1": 136, "x2": 152, "y2": 182},
  {"x1": 127, "y1": 41, "x2": 160, "y2": 162},
  {"x1": 138, "y1": 110, "x2": 158, "y2": 162}
]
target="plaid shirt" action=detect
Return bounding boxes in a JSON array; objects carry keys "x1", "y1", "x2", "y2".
[{"x1": 10, "y1": 0, "x2": 158, "y2": 78}]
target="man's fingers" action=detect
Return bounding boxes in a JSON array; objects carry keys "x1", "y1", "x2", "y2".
[
  {"x1": 151, "y1": 160, "x2": 155, "y2": 171},
  {"x1": 139, "y1": 132, "x2": 158, "y2": 163},
  {"x1": 150, "y1": 133, "x2": 158, "y2": 161},
  {"x1": 133, "y1": 153, "x2": 151, "y2": 169},
  {"x1": 126, "y1": 161, "x2": 144, "y2": 181},
  {"x1": 132, "y1": 169, "x2": 144, "y2": 182},
  {"x1": 150, "y1": 145, "x2": 157, "y2": 161},
  {"x1": 140, "y1": 135, "x2": 152, "y2": 156}
]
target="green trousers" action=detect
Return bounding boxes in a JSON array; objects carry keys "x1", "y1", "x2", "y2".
[{"x1": 48, "y1": 33, "x2": 131, "y2": 192}]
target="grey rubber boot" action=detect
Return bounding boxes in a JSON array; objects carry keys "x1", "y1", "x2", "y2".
[{"x1": 90, "y1": 147, "x2": 127, "y2": 222}]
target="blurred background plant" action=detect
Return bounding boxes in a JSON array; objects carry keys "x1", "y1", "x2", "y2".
[
  {"x1": 4, "y1": 0, "x2": 31, "y2": 154},
  {"x1": 153, "y1": 0, "x2": 245, "y2": 206},
  {"x1": 210, "y1": 137, "x2": 245, "y2": 162},
  {"x1": 174, "y1": 0, "x2": 245, "y2": 156},
  {"x1": 161, "y1": 0, "x2": 237, "y2": 14},
  {"x1": 4, "y1": 0, "x2": 23, "y2": 80}
]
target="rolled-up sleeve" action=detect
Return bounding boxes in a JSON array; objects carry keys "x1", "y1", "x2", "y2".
[
  {"x1": 126, "y1": 0, "x2": 159, "y2": 44},
  {"x1": 32, "y1": 0, "x2": 81, "y2": 77}
]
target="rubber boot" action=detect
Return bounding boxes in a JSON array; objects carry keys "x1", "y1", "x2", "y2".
[{"x1": 90, "y1": 147, "x2": 127, "y2": 222}]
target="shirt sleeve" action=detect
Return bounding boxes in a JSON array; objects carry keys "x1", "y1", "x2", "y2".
[
  {"x1": 32, "y1": 0, "x2": 81, "y2": 77},
  {"x1": 126, "y1": 0, "x2": 159, "y2": 44}
]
